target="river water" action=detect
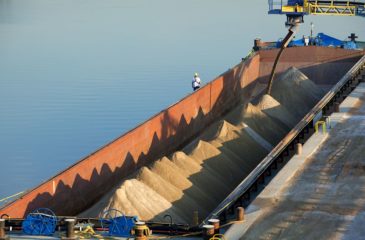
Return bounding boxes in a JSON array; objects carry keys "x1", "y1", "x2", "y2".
[{"x1": 0, "y1": 0, "x2": 363, "y2": 202}]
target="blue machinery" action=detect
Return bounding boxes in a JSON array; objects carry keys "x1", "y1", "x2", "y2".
[
  {"x1": 22, "y1": 208, "x2": 57, "y2": 236},
  {"x1": 279, "y1": 32, "x2": 361, "y2": 49},
  {"x1": 100, "y1": 209, "x2": 137, "y2": 237},
  {"x1": 19, "y1": 208, "x2": 137, "y2": 237},
  {"x1": 1, "y1": 206, "x2": 188, "y2": 238},
  {"x1": 265, "y1": 0, "x2": 365, "y2": 95}
]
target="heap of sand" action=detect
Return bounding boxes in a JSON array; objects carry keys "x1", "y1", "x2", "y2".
[
  {"x1": 136, "y1": 166, "x2": 205, "y2": 220},
  {"x1": 256, "y1": 94, "x2": 297, "y2": 130},
  {"x1": 171, "y1": 151, "x2": 230, "y2": 203},
  {"x1": 270, "y1": 66, "x2": 324, "y2": 119},
  {"x1": 239, "y1": 123, "x2": 273, "y2": 151},
  {"x1": 80, "y1": 179, "x2": 188, "y2": 223},
  {"x1": 149, "y1": 157, "x2": 215, "y2": 211},
  {"x1": 251, "y1": 82, "x2": 268, "y2": 99},
  {"x1": 226, "y1": 102, "x2": 288, "y2": 145},
  {"x1": 186, "y1": 140, "x2": 244, "y2": 189},
  {"x1": 81, "y1": 67, "x2": 325, "y2": 223},
  {"x1": 204, "y1": 120, "x2": 269, "y2": 173}
]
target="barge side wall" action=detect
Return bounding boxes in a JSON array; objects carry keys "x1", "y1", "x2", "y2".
[{"x1": 258, "y1": 47, "x2": 364, "y2": 85}]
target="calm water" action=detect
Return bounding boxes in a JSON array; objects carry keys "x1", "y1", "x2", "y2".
[{"x1": 0, "y1": 0, "x2": 363, "y2": 201}]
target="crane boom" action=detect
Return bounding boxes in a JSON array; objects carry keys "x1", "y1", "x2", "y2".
[
  {"x1": 307, "y1": 1, "x2": 365, "y2": 16},
  {"x1": 269, "y1": 0, "x2": 365, "y2": 17}
]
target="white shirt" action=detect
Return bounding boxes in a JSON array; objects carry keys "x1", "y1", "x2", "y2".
[
  {"x1": 304, "y1": 37, "x2": 309, "y2": 46},
  {"x1": 192, "y1": 76, "x2": 201, "y2": 88}
]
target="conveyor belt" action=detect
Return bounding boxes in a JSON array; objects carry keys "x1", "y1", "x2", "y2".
[
  {"x1": 308, "y1": 0, "x2": 365, "y2": 7},
  {"x1": 269, "y1": 0, "x2": 365, "y2": 16},
  {"x1": 307, "y1": 0, "x2": 365, "y2": 16}
]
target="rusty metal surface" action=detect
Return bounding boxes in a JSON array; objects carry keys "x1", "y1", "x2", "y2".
[{"x1": 258, "y1": 46, "x2": 364, "y2": 85}]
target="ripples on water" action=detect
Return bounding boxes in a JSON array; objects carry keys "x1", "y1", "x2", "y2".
[{"x1": 0, "y1": 0, "x2": 363, "y2": 201}]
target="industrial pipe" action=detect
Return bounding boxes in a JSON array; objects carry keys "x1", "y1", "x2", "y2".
[{"x1": 266, "y1": 18, "x2": 300, "y2": 95}]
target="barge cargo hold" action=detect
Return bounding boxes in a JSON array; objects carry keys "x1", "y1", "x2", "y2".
[
  {"x1": 225, "y1": 68, "x2": 365, "y2": 240},
  {"x1": 0, "y1": 46, "x2": 364, "y2": 225}
]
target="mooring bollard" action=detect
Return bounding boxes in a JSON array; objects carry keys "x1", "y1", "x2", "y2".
[
  {"x1": 236, "y1": 207, "x2": 245, "y2": 221},
  {"x1": 193, "y1": 211, "x2": 199, "y2": 226},
  {"x1": 326, "y1": 116, "x2": 332, "y2": 129},
  {"x1": 134, "y1": 221, "x2": 151, "y2": 240},
  {"x1": 295, "y1": 143, "x2": 303, "y2": 155},
  {"x1": 334, "y1": 102, "x2": 340, "y2": 112},
  {"x1": 208, "y1": 219, "x2": 220, "y2": 234},
  {"x1": 202, "y1": 224, "x2": 214, "y2": 240},
  {"x1": 62, "y1": 218, "x2": 76, "y2": 240},
  {"x1": 0, "y1": 219, "x2": 9, "y2": 240}
]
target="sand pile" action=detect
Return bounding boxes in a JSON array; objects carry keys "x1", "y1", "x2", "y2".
[
  {"x1": 150, "y1": 157, "x2": 192, "y2": 191},
  {"x1": 82, "y1": 67, "x2": 326, "y2": 223},
  {"x1": 81, "y1": 159, "x2": 212, "y2": 222},
  {"x1": 206, "y1": 120, "x2": 268, "y2": 172},
  {"x1": 150, "y1": 157, "x2": 216, "y2": 211},
  {"x1": 136, "y1": 167, "x2": 182, "y2": 203},
  {"x1": 251, "y1": 82, "x2": 268, "y2": 99},
  {"x1": 187, "y1": 140, "x2": 244, "y2": 188},
  {"x1": 256, "y1": 94, "x2": 298, "y2": 130},
  {"x1": 239, "y1": 123, "x2": 273, "y2": 151},
  {"x1": 171, "y1": 151, "x2": 230, "y2": 203},
  {"x1": 80, "y1": 179, "x2": 188, "y2": 223},
  {"x1": 270, "y1": 67, "x2": 324, "y2": 119},
  {"x1": 227, "y1": 102, "x2": 288, "y2": 145},
  {"x1": 209, "y1": 141, "x2": 253, "y2": 176}
]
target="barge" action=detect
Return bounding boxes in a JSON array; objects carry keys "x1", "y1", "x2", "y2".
[{"x1": 0, "y1": 44, "x2": 364, "y2": 239}]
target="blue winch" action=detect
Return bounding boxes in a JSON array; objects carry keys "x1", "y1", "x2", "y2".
[
  {"x1": 100, "y1": 208, "x2": 138, "y2": 237},
  {"x1": 22, "y1": 208, "x2": 58, "y2": 236}
]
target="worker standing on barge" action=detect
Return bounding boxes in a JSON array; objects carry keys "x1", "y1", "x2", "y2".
[{"x1": 192, "y1": 73, "x2": 201, "y2": 91}]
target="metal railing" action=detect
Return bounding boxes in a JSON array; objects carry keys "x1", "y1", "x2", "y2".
[{"x1": 268, "y1": 0, "x2": 285, "y2": 11}]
